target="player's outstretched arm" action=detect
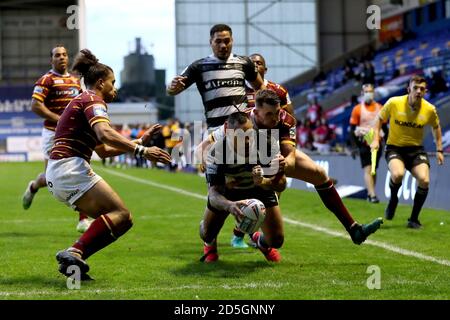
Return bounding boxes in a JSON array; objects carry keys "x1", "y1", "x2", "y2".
[
  {"x1": 208, "y1": 185, "x2": 245, "y2": 221},
  {"x1": 249, "y1": 72, "x2": 266, "y2": 91},
  {"x1": 432, "y1": 124, "x2": 444, "y2": 165},
  {"x1": 252, "y1": 165, "x2": 287, "y2": 193},
  {"x1": 93, "y1": 121, "x2": 142, "y2": 155},
  {"x1": 167, "y1": 75, "x2": 188, "y2": 96},
  {"x1": 140, "y1": 124, "x2": 162, "y2": 146},
  {"x1": 370, "y1": 117, "x2": 383, "y2": 152},
  {"x1": 195, "y1": 137, "x2": 213, "y2": 172},
  {"x1": 95, "y1": 124, "x2": 164, "y2": 158}
]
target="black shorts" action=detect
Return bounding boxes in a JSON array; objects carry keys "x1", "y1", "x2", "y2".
[
  {"x1": 359, "y1": 144, "x2": 383, "y2": 169},
  {"x1": 207, "y1": 187, "x2": 279, "y2": 214},
  {"x1": 385, "y1": 145, "x2": 430, "y2": 171}
]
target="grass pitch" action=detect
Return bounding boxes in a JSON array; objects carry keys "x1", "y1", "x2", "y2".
[{"x1": 1, "y1": 162, "x2": 449, "y2": 300}]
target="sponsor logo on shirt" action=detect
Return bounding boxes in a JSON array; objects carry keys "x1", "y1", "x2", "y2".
[
  {"x1": 289, "y1": 127, "x2": 296, "y2": 140},
  {"x1": 394, "y1": 119, "x2": 423, "y2": 129},
  {"x1": 204, "y1": 78, "x2": 244, "y2": 90},
  {"x1": 56, "y1": 89, "x2": 80, "y2": 97}
]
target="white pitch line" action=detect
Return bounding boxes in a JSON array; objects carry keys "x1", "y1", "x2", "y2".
[
  {"x1": 283, "y1": 218, "x2": 450, "y2": 267},
  {"x1": 101, "y1": 168, "x2": 207, "y2": 201},
  {"x1": 0, "y1": 282, "x2": 284, "y2": 297},
  {"x1": 99, "y1": 168, "x2": 450, "y2": 267}
]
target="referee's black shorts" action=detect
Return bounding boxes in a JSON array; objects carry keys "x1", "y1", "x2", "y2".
[
  {"x1": 359, "y1": 144, "x2": 383, "y2": 169},
  {"x1": 385, "y1": 144, "x2": 430, "y2": 171}
]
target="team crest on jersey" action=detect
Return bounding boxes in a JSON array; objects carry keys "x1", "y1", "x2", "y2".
[
  {"x1": 289, "y1": 127, "x2": 296, "y2": 139},
  {"x1": 92, "y1": 104, "x2": 108, "y2": 118},
  {"x1": 33, "y1": 86, "x2": 44, "y2": 94}
]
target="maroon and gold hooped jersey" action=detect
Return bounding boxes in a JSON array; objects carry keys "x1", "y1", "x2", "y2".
[
  {"x1": 50, "y1": 90, "x2": 110, "y2": 162},
  {"x1": 246, "y1": 79, "x2": 291, "y2": 110},
  {"x1": 32, "y1": 70, "x2": 82, "y2": 131}
]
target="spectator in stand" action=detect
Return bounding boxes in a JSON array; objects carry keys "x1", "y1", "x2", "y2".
[
  {"x1": 296, "y1": 119, "x2": 313, "y2": 151},
  {"x1": 312, "y1": 117, "x2": 333, "y2": 154},
  {"x1": 162, "y1": 118, "x2": 180, "y2": 171},
  {"x1": 306, "y1": 96, "x2": 323, "y2": 130},
  {"x1": 343, "y1": 65, "x2": 355, "y2": 84},
  {"x1": 429, "y1": 70, "x2": 448, "y2": 98},
  {"x1": 362, "y1": 61, "x2": 376, "y2": 85}
]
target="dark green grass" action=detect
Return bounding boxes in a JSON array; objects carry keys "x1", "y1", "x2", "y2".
[{"x1": 0, "y1": 162, "x2": 449, "y2": 299}]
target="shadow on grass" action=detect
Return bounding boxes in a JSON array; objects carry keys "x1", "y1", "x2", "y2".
[
  {"x1": 171, "y1": 258, "x2": 275, "y2": 279},
  {"x1": 0, "y1": 275, "x2": 66, "y2": 289},
  {"x1": 0, "y1": 232, "x2": 48, "y2": 238},
  {"x1": 379, "y1": 223, "x2": 410, "y2": 230}
]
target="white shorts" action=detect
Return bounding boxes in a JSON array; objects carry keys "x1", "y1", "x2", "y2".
[
  {"x1": 46, "y1": 157, "x2": 103, "y2": 209},
  {"x1": 42, "y1": 128, "x2": 55, "y2": 159}
]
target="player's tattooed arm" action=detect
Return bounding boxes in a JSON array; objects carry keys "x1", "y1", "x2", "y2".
[
  {"x1": 432, "y1": 124, "x2": 444, "y2": 165},
  {"x1": 280, "y1": 143, "x2": 296, "y2": 176},
  {"x1": 208, "y1": 185, "x2": 245, "y2": 220}
]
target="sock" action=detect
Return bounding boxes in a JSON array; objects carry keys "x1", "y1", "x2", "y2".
[
  {"x1": 233, "y1": 227, "x2": 245, "y2": 238},
  {"x1": 410, "y1": 187, "x2": 428, "y2": 222},
  {"x1": 72, "y1": 215, "x2": 118, "y2": 259},
  {"x1": 389, "y1": 179, "x2": 402, "y2": 202},
  {"x1": 257, "y1": 233, "x2": 270, "y2": 250},
  {"x1": 204, "y1": 239, "x2": 216, "y2": 247},
  {"x1": 30, "y1": 183, "x2": 38, "y2": 193},
  {"x1": 79, "y1": 213, "x2": 89, "y2": 221},
  {"x1": 315, "y1": 179, "x2": 355, "y2": 231}
]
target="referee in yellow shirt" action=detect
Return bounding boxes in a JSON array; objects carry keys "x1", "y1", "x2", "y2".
[{"x1": 371, "y1": 75, "x2": 444, "y2": 229}]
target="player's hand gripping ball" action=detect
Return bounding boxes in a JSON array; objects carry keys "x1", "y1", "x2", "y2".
[{"x1": 236, "y1": 199, "x2": 266, "y2": 234}]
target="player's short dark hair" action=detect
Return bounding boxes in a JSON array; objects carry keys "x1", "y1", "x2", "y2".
[
  {"x1": 227, "y1": 112, "x2": 249, "y2": 129},
  {"x1": 255, "y1": 89, "x2": 280, "y2": 108},
  {"x1": 249, "y1": 53, "x2": 266, "y2": 64},
  {"x1": 72, "y1": 49, "x2": 113, "y2": 86},
  {"x1": 51, "y1": 45, "x2": 66, "y2": 57},
  {"x1": 409, "y1": 75, "x2": 427, "y2": 86},
  {"x1": 210, "y1": 24, "x2": 232, "y2": 37}
]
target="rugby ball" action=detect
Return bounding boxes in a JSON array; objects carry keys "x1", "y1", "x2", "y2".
[{"x1": 236, "y1": 199, "x2": 266, "y2": 234}]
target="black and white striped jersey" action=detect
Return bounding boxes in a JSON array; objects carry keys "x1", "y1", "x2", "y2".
[{"x1": 181, "y1": 53, "x2": 258, "y2": 129}]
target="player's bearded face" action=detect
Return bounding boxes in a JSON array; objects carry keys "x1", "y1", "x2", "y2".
[
  {"x1": 210, "y1": 31, "x2": 232, "y2": 60},
  {"x1": 51, "y1": 47, "x2": 68, "y2": 73},
  {"x1": 101, "y1": 72, "x2": 117, "y2": 103},
  {"x1": 255, "y1": 104, "x2": 280, "y2": 129}
]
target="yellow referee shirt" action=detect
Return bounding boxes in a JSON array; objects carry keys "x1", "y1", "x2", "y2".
[{"x1": 379, "y1": 95, "x2": 439, "y2": 147}]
